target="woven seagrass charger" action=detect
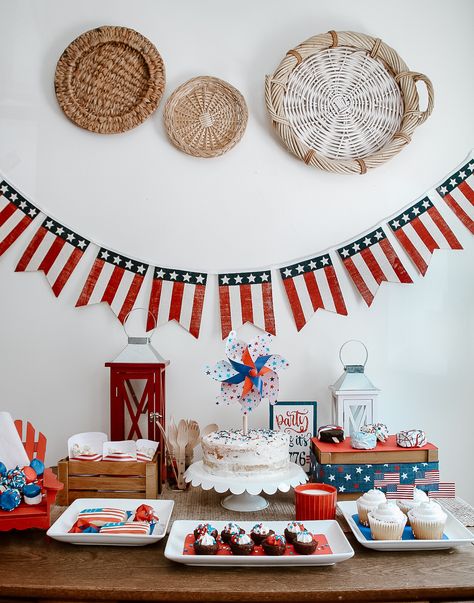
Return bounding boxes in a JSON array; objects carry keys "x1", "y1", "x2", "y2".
[
  {"x1": 55, "y1": 26, "x2": 165, "y2": 134},
  {"x1": 265, "y1": 30, "x2": 434, "y2": 175},
  {"x1": 164, "y1": 76, "x2": 248, "y2": 158}
]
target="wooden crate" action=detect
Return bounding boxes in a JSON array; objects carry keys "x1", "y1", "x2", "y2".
[
  {"x1": 312, "y1": 435, "x2": 438, "y2": 465},
  {"x1": 56, "y1": 451, "x2": 161, "y2": 506}
]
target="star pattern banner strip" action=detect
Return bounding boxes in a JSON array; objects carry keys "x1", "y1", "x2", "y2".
[
  {"x1": 15, "y1": 216, "x2": 90, "y2": 297},
  {"x1": 280, "y1": 252, "x2": 347, "y2": 332},
  {"x1": 388, "y1": 196, "x2": 462, "y2": 275},
  {"x1": 147, "y1": 266, "x2": 207, "y2": 338},
  {"x1": 76, "y1": 248, "x2": 148, "y2": 324},
  {"x1": 218, "y1": 270, "x2": 275, "y2": 339},
  {"x1": 0, "y1": 180, "x2": 40, "y2": 257},
  {"x1": 337, "y1": 227, "x2": 412, "y2": 306},
  {"x1": 435, "y1": 153, "x2": 474, "y2": 234}
]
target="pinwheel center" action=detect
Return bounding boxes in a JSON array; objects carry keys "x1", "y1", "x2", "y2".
[{"x1": 248, "y1": 368, "x2": 258, "y2": 377}]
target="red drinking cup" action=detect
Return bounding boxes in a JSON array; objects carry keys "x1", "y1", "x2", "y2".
[{"x1": 294, "y1": 483, "x2": 337, "y2": 520}]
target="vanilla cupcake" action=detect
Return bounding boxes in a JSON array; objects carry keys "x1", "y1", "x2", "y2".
[
  {"x1": 356, "y1": 489, "x2": 386, "y2": 526},
  {"x1": 368, "y1": 502, "x2": 407, "y2": 540},
  {"x1": 396, "y1": 487, "x2": 428, "y2": 523},
  {"x1": 408, "y1": 501, "x2": 447, "y2": 540}
]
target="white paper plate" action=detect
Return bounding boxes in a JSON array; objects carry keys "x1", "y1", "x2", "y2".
[
  {"x1": 338, "y1": 500, "x2": 474, "y2": 551},
  {"x1": 164, "y1": 519, "x2": 354, "y2": 566},
  {"x1": 47, "y1": 498, "x2": 174, "y2": 546}
]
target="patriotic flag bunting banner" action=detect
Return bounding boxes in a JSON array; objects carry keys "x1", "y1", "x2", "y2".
[
  {"x1": 280, "y1": 253, "x2": 347, "y2": 332},
  {"x1": 76, "y1": 248, "x2": 148, "y2": 323},
  {"x1": 385, "y1": 484, "x2": 415, "y2": 500},
  {"x1": 435, "y1": 155, "x2": 474, "y2": 234},
  {"x1": 337, "y1": 227, "x2": 412, "y2": 306},
  {"x1": 15, "y1": 216, "x2": 90, "y2": 296},
  {"x1": 218, "y1": 270, "x2": 275, "y2": 339},
  {"x1": 0, "y1": 180, "x2": 39, "y2": 257},
  {"x1": 428, "y1": 483, "x2": 456, "y2": 498},
  {"x1": 147, "y1": 267, "x2": 207, "y2": 338},
  {"x1": 388, "y1": 197, "x2": 462, "y2": 275}
]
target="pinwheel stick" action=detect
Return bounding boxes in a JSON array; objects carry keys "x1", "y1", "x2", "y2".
[{"x1": 242, "y1": 413, "x2": 248, "y2": 436}]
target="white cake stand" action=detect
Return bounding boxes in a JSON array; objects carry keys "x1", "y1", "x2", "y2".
[{"x1": 184, "y1": 461, "x2": 307, "y2": 512}]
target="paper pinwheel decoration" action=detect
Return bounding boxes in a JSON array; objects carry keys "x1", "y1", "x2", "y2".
[{"x1": 205, "y1": 331, "x2": 289, "y2": 415}]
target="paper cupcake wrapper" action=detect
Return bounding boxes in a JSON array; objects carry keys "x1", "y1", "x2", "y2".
[
  {"x1": 409, "y1": 517, "x2": 446, "y2": 540},
  {"x1": 368, "y1": 515, "x2": 407, "y2": 540},
  {"x1": 356, "y1": 500, "x2": 380, "y2": 527}
]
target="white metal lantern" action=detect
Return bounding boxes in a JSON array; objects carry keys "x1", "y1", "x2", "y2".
[{"x1": 330, "y1": 340, "x2": 380, "y2": 436}]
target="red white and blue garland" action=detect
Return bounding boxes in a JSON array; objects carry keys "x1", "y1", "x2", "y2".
[{"x1": 0, "y1": 150, "x2": 472, "y2": 338}]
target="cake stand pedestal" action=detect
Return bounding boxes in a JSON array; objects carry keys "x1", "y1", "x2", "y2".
[{"x1": 184, "y1": 461, "x2": 307, "y2": 512}]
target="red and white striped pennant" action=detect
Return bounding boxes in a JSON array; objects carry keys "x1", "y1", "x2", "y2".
[
  {"x1": 428, "y1": 483, "x2": 456, "y2": 498},
  {"x1": 388, "y1": 197, "x2": 462, "y2": 275},
  {"x1": 414, "y1": 470, "x2": 440, "y2": 486},
  {"x1": 0, "y1": 179, "x2": 40, "y2": 257},
  {"x1": 16, "y1": 216, "x2": 90, "y2": 296},
  {"x1": 385, "y1": 484, "x2": 415, "y2": 500},
  {"x1": 147, "y1": 267, "x2": 207, "y2": 338},
  {"x1": 218, "y1": 270, "x2": 275, "y2": 339},
  {"x1": 337, "y1": 227, "x2": 412, "y2": 306},
  {"x1": 76, "y1": 248, "x2": 148, "y2": 323},
  {"x1": 435, "y1": 153, "x2": 474, "y2": 234},
  {"x1": 280, "y1": 252, "x2": 347, "y2": 331}
]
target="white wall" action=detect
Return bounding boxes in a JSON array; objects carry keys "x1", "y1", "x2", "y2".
[{"x1": 1, "y1": 0, "x2": 473, "y2": 502}]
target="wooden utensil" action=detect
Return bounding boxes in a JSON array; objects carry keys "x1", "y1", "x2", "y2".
[
  {"x1": 176, "y1": 420, "x2": 188, "y2": 489},
  {"x1": 168, "y1": 418, "x2": 178, "y2": 457},
  {"x1": 201, "y1": 423, "x2": 218, "y2": 438},
  {"x1": 185, "y1": 420, "x2": 200, "y2": 467}
]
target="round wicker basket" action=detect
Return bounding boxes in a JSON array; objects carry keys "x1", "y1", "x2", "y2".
[
  {"x1": 164, "y1": 76, "x2": 248, "y2": 158},
  {"x1": 265, "y1": 31, "x2": 434, "y2": 174},
  {"x1": 55, "y1": 26, "x2": 165, "y2": 134}
]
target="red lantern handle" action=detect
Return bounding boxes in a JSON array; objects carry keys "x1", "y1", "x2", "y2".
[{"x1": 123, "y1": 307, "x2": 157, "y2": 339}]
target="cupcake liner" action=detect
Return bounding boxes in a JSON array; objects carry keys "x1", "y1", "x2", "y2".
[
  {"x1": 356, "y1": 500, "x2": 377, "y2": 527},
  {"x1": 409, "y1": 517, "x2": 446, "y2": 540},
  {"x1": 368, "y1": 515, "x2": 407, "y2": 540}
]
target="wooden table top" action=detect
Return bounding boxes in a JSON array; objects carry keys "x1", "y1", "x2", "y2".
[{"x1": 1, "y1": 529, "x2": 474, "y2": 603}]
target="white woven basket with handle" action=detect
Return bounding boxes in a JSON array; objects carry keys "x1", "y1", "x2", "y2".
[{"x1": 265, "y1": 30, "x2": 434, "y2": 175}]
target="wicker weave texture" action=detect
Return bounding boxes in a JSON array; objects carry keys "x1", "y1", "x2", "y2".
[
  {"x1": 265, "y1": 31, "x2": 434, "y2": 175},
  {"x1": 55, "y1": 26, "x2": 165, "y2": 134},
  {"x1": 164, "y1": 76, "x2": 248, "y2": 158}
]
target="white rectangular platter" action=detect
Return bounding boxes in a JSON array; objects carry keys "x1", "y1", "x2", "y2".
[
  {"x1": 338, "y1": 500, "x2": 474, "y2": 551},
  {"x1": 164, "y1": 519, "x2": 354, "y2": 566},
  {"x1": 47, "y1": 498, "x2": 174, "y2": 546}
]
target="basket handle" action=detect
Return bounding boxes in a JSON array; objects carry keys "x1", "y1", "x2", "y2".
[{"x1": 410, "y1": 72, "x2": 434, "y2": 125}]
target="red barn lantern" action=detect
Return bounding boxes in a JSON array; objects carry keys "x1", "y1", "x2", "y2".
[{"x1": 105, "y1": 312, "x2": 168, "y2": 477}]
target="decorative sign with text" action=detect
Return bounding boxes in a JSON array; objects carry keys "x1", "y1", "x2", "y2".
[{"x1": 269, "y1": 401, "x2": 317, "y2": 472}]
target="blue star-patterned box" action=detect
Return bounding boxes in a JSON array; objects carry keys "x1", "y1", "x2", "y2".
[
  {"x1": 310, "y1": 451, "x2": 440, "y2": 494},
  {"x1": 310, "y1": 436, "x2": 440, "y2": 494}
]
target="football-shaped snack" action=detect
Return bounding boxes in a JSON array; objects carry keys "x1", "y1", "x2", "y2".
[{"x1": 317, "y1": 425, "x2": 345, "y2": 444}]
